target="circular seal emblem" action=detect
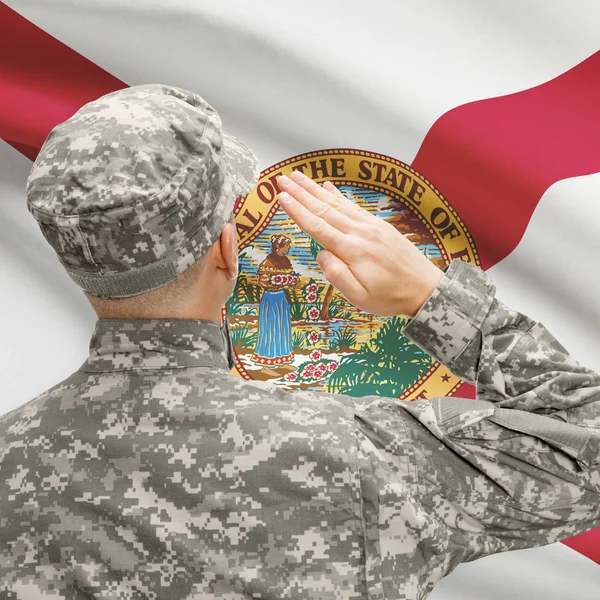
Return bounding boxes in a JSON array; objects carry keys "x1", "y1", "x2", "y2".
[{"x1": 227, "y1": 149, "x2": 479, "y2": 399}]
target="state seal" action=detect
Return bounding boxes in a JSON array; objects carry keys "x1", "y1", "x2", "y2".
[{"x1": 226, "y1": 148, "x2": 479, "y2": 400}]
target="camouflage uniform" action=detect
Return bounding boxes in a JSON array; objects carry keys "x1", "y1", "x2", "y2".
[{"x1": 3, "y1": 84, "x2": 598, "y2": 599}]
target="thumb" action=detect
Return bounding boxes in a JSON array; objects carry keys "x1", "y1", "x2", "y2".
[{"x1": 317, "y1": 250, "x2": 367, "y2": 307}]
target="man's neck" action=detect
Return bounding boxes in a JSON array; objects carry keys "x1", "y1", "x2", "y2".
[{"x1": 95, "y1": 306, "x2": 223, "y2": 323}]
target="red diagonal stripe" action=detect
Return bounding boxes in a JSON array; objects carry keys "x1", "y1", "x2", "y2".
[
  {"x1": 412, "y1": 50, "x2": 600, "y2": 564},
  {"x1": 1, "y1": 3, "x2": 599, "y2": 564},
  {"x1": 0, "y1": 3, "x2": 126, "y2": 160},
  {"x1": 412, "y1": 51, "x2": 600, "y2": 271}
]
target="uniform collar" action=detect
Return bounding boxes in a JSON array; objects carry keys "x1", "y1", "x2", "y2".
[{"x1": 79, "y1": 318, "x2": 231, "y2": 373}]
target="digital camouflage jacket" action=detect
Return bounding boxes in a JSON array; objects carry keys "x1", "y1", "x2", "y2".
[{"x1": 0, "y1": 259, "x2": 599, "y2": 599}]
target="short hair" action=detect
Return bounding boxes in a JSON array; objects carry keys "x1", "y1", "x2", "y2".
[{"x1": 85, "y1": 254, "x2": 206, "y2": 319}]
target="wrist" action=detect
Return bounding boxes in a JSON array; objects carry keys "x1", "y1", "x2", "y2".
[{"x1": 405, "y1": 267, "x2": 445, "y2": 318}]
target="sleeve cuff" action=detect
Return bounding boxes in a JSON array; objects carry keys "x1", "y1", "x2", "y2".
[{"x1": 401, "y1": 259, "x2": 496, "y2": 367}]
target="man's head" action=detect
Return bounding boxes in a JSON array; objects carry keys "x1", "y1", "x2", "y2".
[
  {"x1": 26, "y1": 84, "x2": 259, "y2": 320},
  {"x1": 84, "y1": 213, "x2": 239, "y2": 320}
]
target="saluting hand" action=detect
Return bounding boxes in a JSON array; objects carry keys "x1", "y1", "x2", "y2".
[{"x1": 276, "y1": 172, "x2": 445, "y2": 318}]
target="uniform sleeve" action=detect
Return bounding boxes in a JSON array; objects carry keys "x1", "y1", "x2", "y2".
[{"x1": 353, "y1": 259, "x2": 600, "y2": 573}]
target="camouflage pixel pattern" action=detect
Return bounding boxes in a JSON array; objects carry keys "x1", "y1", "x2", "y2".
[
  {"x1": 26, "y1": 84, "x2": 260, "y2": 299},
  {"x1": 0, "y1": 258, "x2": 599, "y2": 599}
]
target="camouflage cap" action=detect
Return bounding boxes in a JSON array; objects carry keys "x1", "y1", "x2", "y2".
[{"x1": 26, "y1": 83, "x2": 260, "y2": 298}]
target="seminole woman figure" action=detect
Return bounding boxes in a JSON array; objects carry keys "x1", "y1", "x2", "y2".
[{"x1": 252, "y1": 234, "x2": 299, "y2": 377}]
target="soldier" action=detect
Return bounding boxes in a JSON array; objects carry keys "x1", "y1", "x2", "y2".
[{"x1": 2, "y1": 83, "x2": 598, "y2": 599}]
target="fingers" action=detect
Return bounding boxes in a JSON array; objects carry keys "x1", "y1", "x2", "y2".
[
  {"x1": 288, "y1": 172, "x2": 364, "y2": 221},
  {"x1": 284, "y1": 172, "x2": 373, "y2": 224},
  {"x1": 278, "y1": 175, "x2": 357, "y2": 233},
  {"x1": 278, "y1": 191, "x2": 347, "y2": 254},
  {"x1": 321, "y1": 181, "x2": 377, "y2": 223},
  {"x1": 317, "y1": 250, "x2": 367, "y2": 306}
]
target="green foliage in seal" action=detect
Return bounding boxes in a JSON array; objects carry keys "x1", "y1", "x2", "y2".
[{"x1": 327, "y1": 316, "x2": 433, "y2": 397}]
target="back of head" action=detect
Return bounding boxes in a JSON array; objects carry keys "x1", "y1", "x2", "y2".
[
  {"x1": 84, "y1": 255, "x2": 207, "y2": 319},
  {"x1": 26, "y1": 84, "x2": 259, "y2": 313}
]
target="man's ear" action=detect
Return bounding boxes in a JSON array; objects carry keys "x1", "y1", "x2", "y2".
[{"x1": 215, "y1": 219, "x2": 238, "y2": 280}]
